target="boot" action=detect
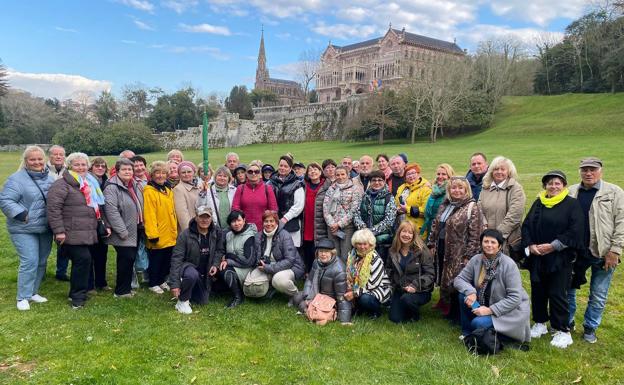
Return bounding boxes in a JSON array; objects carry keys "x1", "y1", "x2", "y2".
[{"x1": 224, "y1": 270, "x2": 243, "y2": 308}]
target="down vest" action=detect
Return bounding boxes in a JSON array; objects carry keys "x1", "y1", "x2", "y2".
[
  {"x1": 313, "y1": 178, "x2": 332, "y2": 243},
  {"x1": 254, "y1": 225, "x2": 305, "y2": 278},
  {"x1": 354, "y1": 186, "x2": 397, "y2": 245},
  {"x1": 0, "y1": 168, "x2": 55, "y2": 234},
  {"x1": 47, "y1": 171, "x2": 99, "y2": 245}
]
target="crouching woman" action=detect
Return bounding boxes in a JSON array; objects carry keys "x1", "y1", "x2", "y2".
[
  {"x1": 454, "y1": 229, "x2": 531, "y2": 343},
  {"x1": 168, "y1": 205, "x2": 225, "y2": 314},
  {"x1": 294, "y1": 238, "x2": 352, "y2": 324}
]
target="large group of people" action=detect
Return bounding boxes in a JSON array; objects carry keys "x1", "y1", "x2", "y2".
[{"x1": 1, "y1": 145, "x2": 622, "y2": 351}]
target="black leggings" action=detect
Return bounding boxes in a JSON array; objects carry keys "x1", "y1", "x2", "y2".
[
  {"x1": 148, "y1": 247, "x2": 173, "y2": 287},
  {"x1": 114, "y1": 246, "x2": 136, "y2": 295}
]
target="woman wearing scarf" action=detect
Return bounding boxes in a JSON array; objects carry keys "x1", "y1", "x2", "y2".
[
  {"x1": 0, "y1": 146, "x2": 55, "y2": 311},
  {"x1": 144, "y1": 161, "x2": 178, "y2": 295},
  {"x1": 521, "y1": 170, "x2": 584, "y2": 348},
  {"x1": 104, "y1": 158, "x2": 144, "y2": 298},
  {"x1": 88, "y1": 157, "x2": 111, "y2": 292},
  {"x1": 421, "y1": 163, "x2": 454, "y2": 240},
  {"x1": 267, "y1": 155, "x2": 305, "y2": 248},
  {"x1": 395, "y1": 163, "x2": 432, "y2": 235},
  {"x1": 323, "y1": 166, "x2": 363, "y2": 262},
  {"x1": 454, "y1": 229, "x2": 531, "y2": 343},
  {"x1": 302, "y1": 162, "x2": 325, "y2": 273},
  {"x1": 344, "y1": 229, "x2": 391, "y2": 318},
  {"x1": 428, "y1": 176, "x2": 484, "y2": 322},
  {"x1": 47, "y1": 152, "x2": 107, "y2": 309},
  {"x1": 197, "y1": 166, "x2": 236, "y2": 230},
  {"x1": 376, "y1": 154, "x2": 392, "y2": 180},
  {"x1": 173, "y1": 161, "x2": 202, "y2": 231},
  {"x1": 478, "y1": 157, "x2": 526, "y2": 255}
]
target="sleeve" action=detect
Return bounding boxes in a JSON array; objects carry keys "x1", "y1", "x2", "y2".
[
  {"x1": 143, "y1": 189, "x2": 159, "y2": 241},
  {"x1": 498, "y1": 184, "x2": 526, "y2": 239},
  {"x1": 363, "y1": 257, "x2": 392, "y2": 303},
  {"x1": 46, "y1": 180, "x2": 68, "y2": 235},
  {"x1": 453, "y1": 254, "x2": 478, "y2": 295},
  {"x1": 609, "y1": 187, "x2": 624, "y2": 255},
  {"x1": 264, "y1": 233, "x2": 297, "y2": 274},
  {"x1": 173, "y1": 187, "x2": 191, "y2": 231},
  {"x1": 301, "y1": 266, "x2": 315, "y2": 300},
  {"x1": 371, "y1": 197, "x2": 397, "y2": 235},
  {"x1": 334, "y1": 266, "x2": 352, "y2": 323},
  {"x1": 521, "y1": 200, "x2": 539, "y2": 248},
  {"x1": 489, "y1": 260, "x2": 523, "y2": 317},
  {"x1": 416, "y1": 249, "x2": 436, "y2": 291},
  {"x1": 210, "y1": 229, "x2": 226, "y2": 268},
  {"x1": 465, "y1": 204, "x2": 485, "y2": 258},
  {"x1": 427, "y1": 205, "x2": 442, "y2": 249},
  {"x1": 266, "y1": 184, "x2": 278, "y2": 211},
  {"x1": 104, "y1": 185, "x2": 128, "y2": 239},
  {"x1": 556, "y1": 198, "x2": 585, "y2": 250},
  {"x1": 231, "y1": 185, "x2": 242, "y2": 211},
  {"x1": 282, "y1": 187, "x2": 304, "y2": 221},
  {"x1": 353, "y1": 199, "x2": 366, "y2": 230},
  {"x1": 323, "y1": 187, "x2": 336, "y2": 226},
  {"x1": 0, "y1": 175, "x2": 27, "y2": 219},
  {"x1": 168, "y1": 232, "x2": 188, "y2": 289},
  {"x1": 239, "y1": 236, "x2": 257, "y2": 267},
  {"x1": 338, "y1": 188, "x2": 362, "y2": 229}
]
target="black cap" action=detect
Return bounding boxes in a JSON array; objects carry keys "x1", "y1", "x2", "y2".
[
  {"x1": 293, "y1": 162, "x2": 305, "y2": 169},
  {"x1": 316, "y1": 238, "x2": 335, "y2": 250},
  {"x1": 234, "y1": 164, "x2": 247, "y2": 173},
  {"x1": 541, "y1": 170, "x2": 567, "y2": 186},
  {"x1": 262, "y1": 164, "x2": 275, "y2": 172}
]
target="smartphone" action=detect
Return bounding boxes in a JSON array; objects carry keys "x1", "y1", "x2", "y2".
[{"x1": 471, "y1": 300, "x2": 481, "y2": 309}]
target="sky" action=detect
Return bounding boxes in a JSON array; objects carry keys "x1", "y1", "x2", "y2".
[{"x1": 0, "y1": 0, "x2": 588, "y2": 101}]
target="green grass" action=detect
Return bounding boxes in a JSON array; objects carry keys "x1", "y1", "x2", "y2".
[{"x1": 1, "y1": 94, "x2": 624, "y2": 384}]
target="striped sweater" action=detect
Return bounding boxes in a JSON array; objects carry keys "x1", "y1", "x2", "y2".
[{"x1": 348, "y1": 251, "x2": 392, "y2": 304}]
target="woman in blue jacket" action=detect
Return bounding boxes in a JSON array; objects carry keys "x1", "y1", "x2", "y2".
[{"x1": 0, "y1": 146, "x2": 55, "y2": 311}]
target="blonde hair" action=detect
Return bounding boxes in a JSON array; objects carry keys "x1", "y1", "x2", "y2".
[
  {"x1": 446, "y1": 177, "x2": 473, "y2": 200},
  {"x1": 434, "y1": 163, "x2": 455, "y2": 180},
  {"x1": 483, "y1": 156, "x2": 518, "y2": 188},
  {"x1": 351, "y1": 228, "x2": 376, "y2": 248},
  {"x1": 197, "y1": 162, "x2": 214, "y2": 178},
  {"x1": 167, "y1": 149, "x2": 184, "y2": 162},
  {"x1": 390, "y1": 221, "x2": 425, "y2": 254},
  {"x1": 19, "y1": 145, "x2": 46, "y2": 170},
  {"x1": 149, "y1": 160, "x2": 168, "y2": 177}
]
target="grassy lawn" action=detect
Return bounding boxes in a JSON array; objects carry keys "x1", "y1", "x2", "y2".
[{"x1": 1, "y1": 94, "x2": 623, "y2": 384}]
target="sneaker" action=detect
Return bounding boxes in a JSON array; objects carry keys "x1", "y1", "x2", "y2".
[
  {"x1": 17, "y1": 299, "x2": 30, "y2": 311},
  {"x1": 149, "y1": 285, "x2": 164, "y2": 294},
  {"x1": 114, "y1": 292, "x2": 135, "y2": 299},
  {"x1": 71, "y1": 304, "x2": 84, "y2": 310},
  {"x1": 583, "y1": 327, "x2": 597, "y2": 344},
  {"x1": 530, "y1": 322, "x2": 549, "y2": 338},
  {"x1": 30, "y1": 294, "x2": 48, "y2": 303},
  {"x1": 160, "y1": 282, "x2": 170, "y2": 291},
  {"x1": 550, "y1": 331, "x2": 573, "y2": 349},
  {"x1": 175, "y1": 300, "x2": 192, "y2": 314},
  {"x1": 459, "y1": 335, "x2": 466, "y2": 341}
]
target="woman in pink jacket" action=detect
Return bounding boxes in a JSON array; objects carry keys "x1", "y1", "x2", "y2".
[{"x1": 231, "y1": 161, "x2": 278, "y2": 231}]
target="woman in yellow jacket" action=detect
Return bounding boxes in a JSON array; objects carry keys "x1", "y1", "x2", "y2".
[
  {"x1": 144, "y1": 161, "x2": 178, "y2": 294},
  {"x1": 395, "y1": 163, "x2": 432, "y2": 237}
]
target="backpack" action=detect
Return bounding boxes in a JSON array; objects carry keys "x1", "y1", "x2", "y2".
[
  {"x1": 464, "y1": 327, "x2": 504, "y2": 355},
  {"x1": 306, "y1": 293, "x2": 337, "y2": 325},
  {"x1": 243, "y1": 268, "x2": 270, "y2": 298}
]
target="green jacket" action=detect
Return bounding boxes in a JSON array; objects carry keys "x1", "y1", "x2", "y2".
[{"x1": 354, "y1": 187, "x2": 397, "y2": 244}]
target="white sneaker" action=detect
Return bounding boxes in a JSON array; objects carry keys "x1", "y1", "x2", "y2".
[
  {"x1": 160, "y1": 282, "x2": 170, "y2": 291},
  {"x1": 17, "y1": 299, "x2": 30, "y2": 311},
  {"x1": 149, "y1": 285, "x2": 164, "y2": 294},
  {"x1": 550, "y1": 331, "x2": 573, "y2": 349},
  {"x1": 530, "y1": 322, "x2": 549, "y2": 338},
  {"x1": 30, "y1": 294, "x2": 48, "y2": 303},
  {"x1": 175, "y1": 300, "x2": 192, "y2": 314}
]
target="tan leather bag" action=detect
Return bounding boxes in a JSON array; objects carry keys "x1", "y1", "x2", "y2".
[{"x1": 306, "y1": 293, "x2": 337, "y2": 325}]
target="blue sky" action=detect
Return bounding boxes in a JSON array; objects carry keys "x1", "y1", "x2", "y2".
[{"x1": 0, "y1": 0, "x2": 588, "y2": 101}]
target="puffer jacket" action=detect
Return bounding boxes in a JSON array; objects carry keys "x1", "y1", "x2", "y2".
[
  {"x1": 168, "y1": 218, "x2": 225, "y2": 290},
  {"x1": 299, "y1": 255, "x2": 352, "y2": 323},
  {"x1": 143, "y1": 182, "x2": 178, "y2": 249},
  {"x1": 354, "y1": 186, "x2": 397, "y2": 245},
  {"x1": 313, "y1": 178, "x2": 332, "y2": 243},
  {"x1": 254, "y1": 224, "x2": 305, "y2": 278},
  {"x1": 395, "y1": 177, "x2": 432, "y2": 233},
  {"x1": 323, "y1": 179, "x2": 363, "y2": 229},
  {"x1": 569, "y1": 181, "x2": 624, "y2": 258},
  {"x1": 103, "y1": 175, "x2": 144, "y2": 247},
  {"x1": 387, "y1": 247, "x2": 435, "y2": 293},
  {"x1": 47, "y1": 171, "x2": 99, "y2": 245},
  {"x1": 0, "y1": 168, "x2": 55, "y2": 234},
  {"x1": 267, "y1": 171, "x2": 305, "y2": 232},
  {"x1": 478, "y1": 178, "x2": 526, "y2": 249},
  {"x1": 225, "y1": 224, "x2": 257, "y2": 268}
]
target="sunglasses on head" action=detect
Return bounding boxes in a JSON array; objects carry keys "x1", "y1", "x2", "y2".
[
  {"x1": 247, "y1": 169, "x2": 261, "y2": 175},
  {"x1": 450, "y1": 176, "x2": 467, "y2": 181}
]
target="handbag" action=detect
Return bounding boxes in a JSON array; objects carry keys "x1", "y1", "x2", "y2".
[
  {"x1": 306, "y1": 293, "x2": 337, "y2": 325},
  {"x1": 96, "y1": 219, "x2": 108, "y2": 239},
  {"x1": 135, "y1": 237, "x2": 149, "y2": 272},
  {"x1": 243, "y1": 268, "x2": 270, "y2": 298},
  {"x1": 464, "y1": 327, "x2": 504, "y2": 355}
]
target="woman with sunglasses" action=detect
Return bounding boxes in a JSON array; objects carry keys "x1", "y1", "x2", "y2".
[{"x1": 231, "y1": 160, "x2": 278, "y2": 232}]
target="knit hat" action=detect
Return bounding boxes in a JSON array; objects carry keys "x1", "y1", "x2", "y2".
[
  {"x1": 262, "y1": 164, "x2": 275, "y2": 173},
  {"x1": 178, "y1": 161, "x2": 196, "y2": 173},
  {"x1": 541, "y1": 170, "x2": 567, "y2": 186},
  {"x1": 399, "y1": 153, "x2": 408, "y2": 164}
]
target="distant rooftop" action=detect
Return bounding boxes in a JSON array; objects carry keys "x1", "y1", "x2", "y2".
[
  {"x1": 330, "y1": 28, "x2": 463, "y2": 54},
  {"x1": 268, "y1": 78, "x2": 300, "y2": 86}
]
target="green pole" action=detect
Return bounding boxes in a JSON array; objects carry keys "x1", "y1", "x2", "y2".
[{"x1": 202, "y1": 110, "x2": 209, "y2": 177}]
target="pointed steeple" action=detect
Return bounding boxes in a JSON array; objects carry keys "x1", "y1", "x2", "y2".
[{"x1": 255, "y1": 25, "x2": 269, "y2": 88}]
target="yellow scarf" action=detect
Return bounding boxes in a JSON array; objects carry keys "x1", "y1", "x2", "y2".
[{"x1": 539, "y1": 188, "x2": 569, "y2": 208}]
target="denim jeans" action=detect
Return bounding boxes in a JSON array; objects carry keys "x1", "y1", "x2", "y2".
[
  {"x1": 568, "y1": 262, "x2": 615, "y2": 330},
  {"x1": 10, "y1": 232, "x2": 53, "y2": 300},
  {"x1": 55, "y1": 244, "x2": 69, "y2": 277},
  {"x1": 357, "y1": 293, "x2": 382, "y2": 316},
  {"x1": 459, "y1": 293, "x2": 494, "y2": 336}
]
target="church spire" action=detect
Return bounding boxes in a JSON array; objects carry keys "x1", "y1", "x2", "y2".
[{"x1": 255, "y1": 25, "x2": 269, "y2": 88}]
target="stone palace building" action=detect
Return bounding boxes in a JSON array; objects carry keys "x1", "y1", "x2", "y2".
[{"x1": 316, "y1": 26, "x2": 465, "y2": 102}]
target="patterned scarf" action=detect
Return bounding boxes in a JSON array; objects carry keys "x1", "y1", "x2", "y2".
[
  {"x1": 477, "y1": 251, "x2": 501, "y2": 305},
  {"x1": 346, "y1": 248, "x2": 375, "y2": 293},
  {"x1": 539, "y1": 188, "x2": 569, "y2": 208},
  {"x1": 69, "y1": 171, "x2": 105, "y2": 218}
]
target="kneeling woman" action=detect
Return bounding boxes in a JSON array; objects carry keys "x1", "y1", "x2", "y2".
[
  {"x1": 252, "y1": 210, "x2": 305, "y2": 300},
  {"x1": 295, "y1": 238, "x2": 352, "y2": 324},
  {"x1": 454, "y1": 229, "x2": 531, "y2": 343},
  {"x1": 344, "y1": 228, "x2": 391, "y2": 318},
  {"x1": 387, "y1": 221, "x2": 435, "y2": 323},
  {"x1": 219, "y1": 210, "x2": 257, "y2": 307},
  {"x1": 169, "y1": 206, "x2": 225, "y2": 314}
]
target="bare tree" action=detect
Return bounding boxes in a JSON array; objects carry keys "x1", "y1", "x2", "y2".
[
  {"x1": 296, "y1": 48, "x2": 322, "y2": 103},
  {"x1": 0, "y1": 59, "x2": 8, "y2": 98},
  {"x1": 121, "y1": 83, "x2": 151, "y2": 121},
  {"x1": 69, "y1": 90, "x2": 96, "y2": 116},
  {"x1": 397, "y1": 78, "x2": 427, "y2": 144},
  {"x1": 535, "y1": 33, "x2": 563, "y2": 95}
]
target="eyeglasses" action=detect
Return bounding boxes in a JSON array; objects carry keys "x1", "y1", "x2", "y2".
[
  {"x1": 371, "y1": 178, "x2": 384, "y2": 183},
  {"x1": 92, "y1": 164, "x2": 106, "y2": 168},
  {"x1": 247, "y1": 169, "x2": 261, "y2": 175}
]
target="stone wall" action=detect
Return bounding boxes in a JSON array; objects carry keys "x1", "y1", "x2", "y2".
[{"x1": 155, "y1": 96, "x2": 365, "y2": 150}]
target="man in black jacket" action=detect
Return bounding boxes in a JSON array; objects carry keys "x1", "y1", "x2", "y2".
[{"x1": 169, "y1": 206, "x2": 225, "y2": 314}]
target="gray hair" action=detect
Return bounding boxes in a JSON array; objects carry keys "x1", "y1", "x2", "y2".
[
  {"x1": 119, "y1": 149, "x2": 135, "y2": 159},
  {"x1": 351, "y1": 228, "x2": 377, "y2": 248},
  {"x1": 115, "y1": 158, "x2": 134, "y2": 172},
  {"x1": 48, "y1": 145, "x2": 65, "y2": 156},
  {"x1": 66, "y1": 152, "x2": 90, "y2": 168},
  {"x1": 225, "y1": 152, "x2": 239, "y2": 161},
  {"x1": 483, "y1": 156, "x2": 518, "y2": 188},
  {"x1": 214, "y1": 165, "x2": 232, "y2": 180}
]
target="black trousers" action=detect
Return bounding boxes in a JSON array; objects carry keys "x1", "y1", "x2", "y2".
[
  {"x1": 89, "y1": 241, "x2": 108, "y2": 289},
  {"x1": 389, "y1": 291, "x2": 432, "y2": 323},
  {"x1": 179, "y1": 266, "x2": 210, "y2": 304},
  {"x1": 531, "y1": 264, "x2": 572, "y2": 332},
  {"x1": 302, "y1": 240, "x2": 316, "y2": 274},
  {"x1": 114, "y1": 246, "x2": 136, "y2": 295},
  {"x1": 64, "y1": 245, "x2": 92, "y2": 307},
  {"x1": 148, "y1": 247, "x2": 173, "y2": 287}
]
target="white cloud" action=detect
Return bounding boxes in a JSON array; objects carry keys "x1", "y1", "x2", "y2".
[
  {"x1": 118, "y1": 0, "x2": 155, "y2": 12},
  {"x1": 179, "y1": 23, "x2": 232, "y2": 36},
  {"x1": 162, "y1": 0, "x2": 198, "y2": 14},
  {"x1": 312, "y1": 22, "x2": 378, "y2": 40},
  {"x1": 121, "y1": 39, "x2": 138, "y2": 44},
  {"x1": 271, "y1": 62, "x2": 300, "y2": 80},
  {"x1": 55, "y1": 26, "x2": 78, "y2": 33},
  {"x1": 155, "y1": 45, "x2": 231, "y2": 60},
  {"x1": 133, "y1": 19, "x2": 155, "y2": 31},
  {"x1": 6, "y1": 70, "x2": 112, "y2": 100},
  {"x1": 488, "y1": 0, "x2": 586, "y2": 27},
  {"x1": 457, "y1": 24, "x2": 565, "y2": 52}
]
